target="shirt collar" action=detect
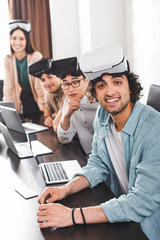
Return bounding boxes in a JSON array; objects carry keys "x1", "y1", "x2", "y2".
[
  {"x1": 122, "y1": 101, "x2": 144, "y2": 135},
  {"x1": 101, "y1": 101, "x2": 144, "y2": 136}
]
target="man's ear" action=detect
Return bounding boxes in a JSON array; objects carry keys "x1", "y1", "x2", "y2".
[{"x1": 85, "y1": 77, "x2": 89, "y2": 84}]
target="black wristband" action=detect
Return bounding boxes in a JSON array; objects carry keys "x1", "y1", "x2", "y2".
[
  {"x1": 80, "y1": 207, "x2": 86, "y2": 224},
  {"x1": 72, "y1": 208, "x2": 76, "y2": 225}
]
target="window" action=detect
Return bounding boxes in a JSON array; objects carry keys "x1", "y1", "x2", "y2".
[{"x1": 0, "y1": 1, "x2": 9, "y2": 79}]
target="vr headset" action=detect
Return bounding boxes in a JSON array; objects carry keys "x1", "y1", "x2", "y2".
[
  {"x1": 80, "y1": 45, "x2": 128, "y2": 81},
  {"x1": 9, "y1": 19, "x2": 31, "y2": 33},
  {"x1": 29, "y1": 57, "x2": 81, "y2": 79},
  {"x1": 51, "y1": 57, "x2": 80, "y2": 76},
  {"x1": 28, "y1": 58, "x2": 52, "y2": 78}
]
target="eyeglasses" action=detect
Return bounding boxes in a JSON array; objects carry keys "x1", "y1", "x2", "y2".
[{"x1": 61, "y1": 78, "x2": 84, "y2": 90}]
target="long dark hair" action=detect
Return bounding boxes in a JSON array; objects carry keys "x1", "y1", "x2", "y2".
[
  {"x1": 87, "y1": 62, "x2": 143, "y2": 103},
  {"x1": 10, "y1": 28, "x2": 35, "y2": 54}
]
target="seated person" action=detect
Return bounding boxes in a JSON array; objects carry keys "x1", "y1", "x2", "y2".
[
  {"x1": 28, "y1": 58, "x2": 65, "y2": 130},
  {"x1": 54, "y1": 57, "x2": 98, "y2": 157},
  {"x1": 37, "y1": 45, "x2": 160, "y2": 240}
]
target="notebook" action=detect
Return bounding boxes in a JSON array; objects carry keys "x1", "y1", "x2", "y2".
[
  {"x1": 0, "y1": 122, "x2": 52, "y2": 159},
  {"x1": 0, "y1": 101, "x2": 15, "y2": 108},
  {"x1": 0, "y1": 101, "x2": 15, "y2": 123},
  {"x1": 0, "y1": 105, "x2": 48, "y2": 134},
  {"x1": 39, "y1": 160, "x2": 81, "y2": 184}
]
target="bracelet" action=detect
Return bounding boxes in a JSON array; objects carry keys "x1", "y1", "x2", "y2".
[
  {"x1": 72, "y1": 208, "x2": 76, "y2": 225},
  {"x1": 80, "y1": 207, "x2": 86, "y2": 224}
]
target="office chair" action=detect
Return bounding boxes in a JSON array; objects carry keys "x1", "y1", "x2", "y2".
[
  {"x1": 146, "y1": 84, "x2": 160, "y2": 112},
  {"x1": 0, "y1": 80, "x2": 3, "y2": 101}
]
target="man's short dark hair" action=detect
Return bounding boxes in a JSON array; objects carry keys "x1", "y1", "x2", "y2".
[{"x1": 58, "y1": 69, "x2": 85, "y2": 80}]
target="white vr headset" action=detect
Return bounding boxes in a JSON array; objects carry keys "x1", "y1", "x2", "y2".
[
  {"x1": 80, "y1": 45, "x2": 128, "y2": 81},
  {"x1": 9, "y1": 19, "x2": 31, "y2": 33}
]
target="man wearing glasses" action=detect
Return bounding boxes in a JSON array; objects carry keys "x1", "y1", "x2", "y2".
[{"x1": 55, "y1": 57, "x2": 98, "y2": 157}]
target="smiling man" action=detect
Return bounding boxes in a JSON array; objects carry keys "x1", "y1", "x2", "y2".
[
  {"x1": 37, "y1": 46, "x2": 160, "y2": 240},
  {"x1": 28, "y1": 58, "x2": 65, "y2": 128}
]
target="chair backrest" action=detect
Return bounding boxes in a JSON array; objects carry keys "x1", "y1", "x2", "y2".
[
  {"x1": 147, "y1": 84, "x2": 160, "y2": 112},
  {"x1": 0, "y1": 80, "x2": 4, "y2": 101}
]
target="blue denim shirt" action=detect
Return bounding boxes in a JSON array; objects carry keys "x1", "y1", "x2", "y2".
[{"x1": 76, "y1": 101, "x2": 160, "y2": 240}]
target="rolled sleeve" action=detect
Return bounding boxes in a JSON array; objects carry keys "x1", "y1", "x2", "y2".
[
  {"x1": 57, "y1": 121, "x2": 76, "y2": 143},
  {"x1": 73, "y1": 165, "x2": 105, "y2": 188}
]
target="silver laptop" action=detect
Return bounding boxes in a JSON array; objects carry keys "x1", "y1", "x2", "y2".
[
  {"x1": 0, "y1": 122, "x2": 52, "y2": 159},
  {"x1": 0, "y1": 101, "x2": 15, "y2": 108},
  {"x1": 0, "y1": 105, "x2": 48, "y2": 134},
  {"x1": 39, "y1": 160, "x2": 81, "y2": 185},
  {"x1": 0, "y1": 101, "x2": 15, "y2": 123}
]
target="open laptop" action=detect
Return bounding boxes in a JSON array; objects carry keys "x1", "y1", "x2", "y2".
[
  {"x1": 0, "y1": 122, "x2": 52, "y2": 159},
  {"x1": 0, "y1": 101, "x2": 15, "y2": 123},
  {"x1": 39, "y1": 160, "x2": 81, "y2": 185},
  {"x1": 0, "y1": 105, "x2": 48, "y2": 134}
]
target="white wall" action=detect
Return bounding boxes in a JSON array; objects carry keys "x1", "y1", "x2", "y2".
[
  {"x1": 50, "y1": 0, "x2": 127, "y2": 60},
  {"x1": 50, "y1": 0, "x2": 80, "y2": 59},
  {"x1": 89, "y1": 0, "x2": 126, "y2": 52}
]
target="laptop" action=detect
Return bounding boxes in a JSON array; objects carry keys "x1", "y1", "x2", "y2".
[
  {"x1": 0, "y1": 122, "x2": 52, "y2": 159},
  {"x1": 0, "y1": 101, "x2": 15, "y2": 108},
  {"x1": 0, "y1": 105, "x2": 48, "y2": 134},
  {"x1": 39, "y1": 160, "x2": 81, "y2": 185},
  {"x1": 0, "y1": 101, "x2": 15, "y2": 123}
]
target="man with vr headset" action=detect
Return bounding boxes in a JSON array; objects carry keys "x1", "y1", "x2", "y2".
[
  {"x1": 28, "y1": 58, "x2": 65, "y2": 129},
  {"x1": 37, "y1": 45, "x2": 160, "y2": 240},
  {"x1": 53, "y1": 57, "x2": 98, "y2": 157}
]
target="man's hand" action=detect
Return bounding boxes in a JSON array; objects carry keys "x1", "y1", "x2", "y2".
[
  {"x1": 38, "y1": 186, "x2": 67, "y2": 204},
  {"x1": 44, "y1": 116, "x2": 53, "y2": 127},
  {"x1": 37, "y1": 203, "x2": 73, "y2": 228},
  {"x1": 64, "y1": 99, "x2": 81, "y2": 118},
  {"x1": 61, "y1": 99, "x2": 81, "y2": 130}
]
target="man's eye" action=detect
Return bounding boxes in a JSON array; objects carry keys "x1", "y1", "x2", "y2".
[
  {"x1": 96, "y1": 83, "x2": 105, "y2": 89},
  {"x1": 115, "y1": 80, "x2": 122, "y2": 85},
  {"x1": 72, "y1": 80, "x2": 79, "y2": 85}
]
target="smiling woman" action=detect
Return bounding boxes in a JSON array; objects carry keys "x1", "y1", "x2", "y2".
[{"x1": 3, "y1": 19, "x2": 47, "y2": 116}]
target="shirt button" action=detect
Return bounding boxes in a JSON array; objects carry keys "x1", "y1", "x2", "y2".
[
  {"x1": 96, "y1": 177, "x2": 99, "y2": 180},
  {"x1": 100, "y1": 136, "x2": 102, "y2": 139}
]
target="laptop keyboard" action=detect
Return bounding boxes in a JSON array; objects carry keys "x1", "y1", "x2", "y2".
[
  {"x1": 43, "y1": 162, "x2": 69, "y2": 182},
  {"x1": 15, "y1": 142, "x2": 33, "y2": 158}
]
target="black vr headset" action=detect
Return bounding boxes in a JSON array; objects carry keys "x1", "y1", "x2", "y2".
[
  {"x1": 28, "y1": 58, "x2": 52, "y2": 78},
  {"x1": 28, "y1": 57, "x2": 81, "y2": 78},
  {"x1": 51, "y1": 57, "x2": 79, "y2": 76}
]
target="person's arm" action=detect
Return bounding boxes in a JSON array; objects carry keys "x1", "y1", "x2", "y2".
[
  {"x1": 43, "y1": 106, "x2": 53, "y2": 127},
  {"x1": 37, "y1": 203, "x2": 108, "y2": 228},
  {"x1": 37, "y1": 175, "x2": 108, "y2": 228},
  {"x1": 38, "y1": 175, "x2": 90, "y2": 204},
  {"x1": 61, "y1": 99, "x2": 81, "y2": 130},
  {"x1": 3, "y1": 56, "x2": 13, "y2": 101},
  {"x1": 57, "y1": 99, "x2": 78, "y2": 143},
  {"x1": 52, "y1": 109, "x2": 62, "y2": 133}
]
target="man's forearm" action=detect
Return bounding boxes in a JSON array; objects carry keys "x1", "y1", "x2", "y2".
[
  {"x1": 65, "y1": 175, "x2": 90, "y2": 196},
  {"x1": 61, "y1": 115, "x2": 71, "y2": 130},
  {"x1": 74, "y1": 205, "x2": 108, "y2": 224}
]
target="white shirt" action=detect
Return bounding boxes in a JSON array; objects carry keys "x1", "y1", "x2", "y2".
[
  {"x1": 57, "y1": 95, "x2": 98, "y2": 155},
  {"x1": 105, "y1": 121, "x2": 129, "y2": 194}
]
